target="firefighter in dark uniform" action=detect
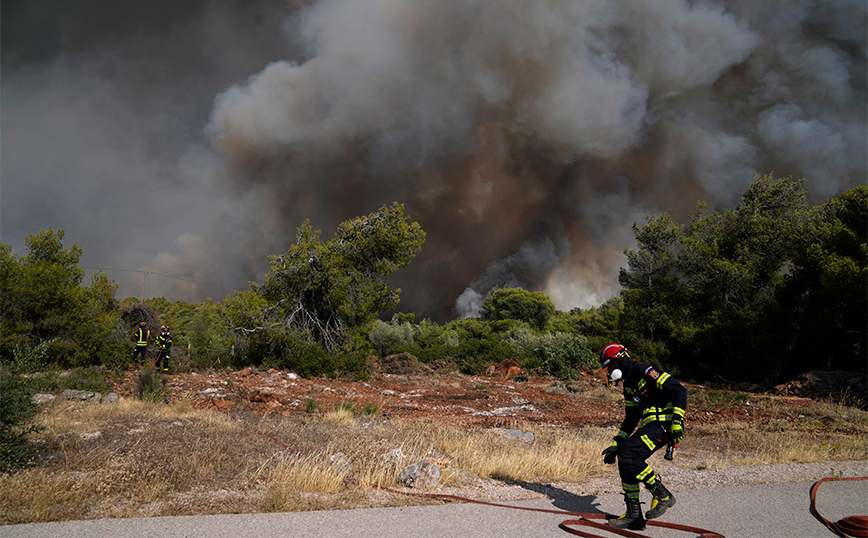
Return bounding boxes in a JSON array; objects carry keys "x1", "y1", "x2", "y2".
[
  {"x1": 599, "y1": 343, "x2": 687, "y2": 531},
  {"x1": 131, "y1": 321, "x2": 150, "y2": 365},
  {"x1": 154, "y1": 325, "x2": 172, "y2": 371}
]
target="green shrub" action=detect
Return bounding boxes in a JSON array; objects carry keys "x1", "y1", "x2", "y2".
[
  {"x1": 336, "y1": 351, "x2": 371, "y2": 381},
  {"x1": 336, "y1": 401, "x2": 355, "y2": 414},
  {"x1": 0, "y1": 340, "x2": 54, "y2": 472},
  {"x1": 59, "y1": 366, "x2": 111, "y2": 394},
  {"x1": 289, "y1": 340, "x2": 336, "y2": 378},
  {"x1": 136, "y1": 369, "x2": 169, "y2": 404},
  {"x1": 507, "y1": 329, "x2": 596, "y2": 380}
]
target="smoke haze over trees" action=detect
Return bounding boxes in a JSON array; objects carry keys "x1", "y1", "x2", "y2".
[{"x1": 2, "y1": 0, "x2": 865, "y2": 322}]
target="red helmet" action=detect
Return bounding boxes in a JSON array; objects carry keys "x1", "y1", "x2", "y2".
[
  {"x1": 600, "y1": 343, "x2": 629, "y2": 368},
  {"x1": 140, "y1": 321, "x2": 147, "y2": 327}
]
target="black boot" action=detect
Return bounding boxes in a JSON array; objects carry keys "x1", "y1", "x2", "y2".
[
  {"x1": 646, "y1": 480, "x2": 676, "y2": 519},
  {"x1": 609, "y1": 496, "x2": 646, "y2": 530}
]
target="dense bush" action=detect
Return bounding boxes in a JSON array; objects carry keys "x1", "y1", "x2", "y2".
[
  {"x1": 1, "y1": 230, "x2": 126, "y2": 367},
  {"x1": 368, "y1": 319, "x2": 415, "y2": 357},
  {"x1": 481, "y1": 287, "x2": 556, "y2": 330},
  {"x1": 0, "y1": 341, "x2": 52, "y2": 473},
  {"x1": 508, "y1": 329, "x2": 597, "y2": 379},
  {"x1": 618, "y1": 176, "x2": 867, "y2": 382}
]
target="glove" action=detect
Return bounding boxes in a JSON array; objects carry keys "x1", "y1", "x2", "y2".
[
  {"x1": 601, "y1": 442, "x2": 620, "y2": 464},
  {"x1": 669, "y1": 419, "x2": 684, "y2": 443}
]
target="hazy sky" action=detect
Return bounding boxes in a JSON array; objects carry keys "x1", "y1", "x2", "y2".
[{"x1": 2, "y1": 0, "x2": 865, "y2": 321}]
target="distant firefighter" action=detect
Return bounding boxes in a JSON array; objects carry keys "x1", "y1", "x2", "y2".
[
  {"x1": 131, "y1": 321, "x2": 150, "y2": 365},
  {"x1": 154, "y1": 325, "x2": 172, "y2": 372}
]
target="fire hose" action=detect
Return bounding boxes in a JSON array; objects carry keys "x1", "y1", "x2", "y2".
[
  {"x1": 810, "y1": 476, "x2": 868, "y2": 537},
  {"x1": 209, "y1": 399, "x2": 866, "y2": 538}
]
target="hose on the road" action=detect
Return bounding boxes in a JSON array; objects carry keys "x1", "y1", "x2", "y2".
[
  {"x1": 361, "y1": 481, "x2": 725, "y2": 538},
  {"x1": 810, "y1": 476, "x2": 868, "y2": 537}
]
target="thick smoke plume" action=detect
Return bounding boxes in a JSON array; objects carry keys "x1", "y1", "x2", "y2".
[{"x1": 2, "y1": 0, "x2": 865, "y2": 321}]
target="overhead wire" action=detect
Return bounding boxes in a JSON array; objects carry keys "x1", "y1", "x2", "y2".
[{"x1": 83, "y1": 266, "x2": 207, "y2": 285}]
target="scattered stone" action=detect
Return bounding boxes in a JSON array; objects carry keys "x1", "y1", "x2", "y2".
[
  {"x1": 379, "y1": 447, "x2": 406, "y2": 466},
  {"x1": 61, "y1": 389, "x2": 102, "y2": 403},
  {"x1": 105, "y1": 392, "x2": 120, "y2": 404},
  {"x1": 398, "y1": 459, "x2": 440, "y2": 489},
  {"x1": 32, "y1": 393, "x2": 56, "y2": 404},
  {"x1": 330, "y1": 452, "x2": 351, "y2": 473},
  {"x1": 474, "y1": 405, "x2": 535, "y2": 417},
  {"x1": 79, "y1": 431, "x2": 102, "y2": 440},
  {"x1": 163, "y1": 419, "x2": 192, "y2": 428},
  {"x1": 424, "y1": 451, "x2": 452, "y2": 468},
  {"x1": 485, "y1": 427, "x2": 535, "y2": 443}
]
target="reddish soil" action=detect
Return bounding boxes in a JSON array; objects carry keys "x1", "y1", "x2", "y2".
[{"x1": 111, "y1": 357, "x2": 818, "y2": 430}]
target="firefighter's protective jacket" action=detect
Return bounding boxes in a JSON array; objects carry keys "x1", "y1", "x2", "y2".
[
  {"x1": 614, "y1": 360, "x2": 687, "y2": 442},
  {"x1": 157, "y1": 333, "x2": 172, "y2": 352},
  {"x1": 135, "y1": 327, "x2": 150, "y2": 347}
]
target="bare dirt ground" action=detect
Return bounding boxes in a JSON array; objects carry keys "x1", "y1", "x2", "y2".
[{"x1": 111, "y1": 358, "x2": 809, "y2": 432}]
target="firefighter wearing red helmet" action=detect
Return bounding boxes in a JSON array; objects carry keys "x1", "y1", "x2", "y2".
[
  {"x1": 599, "y1": 343, "x2": 687, "y2": 531},
  {"x1": 154, "y1": 326, "x2": 172, "y2": 372}
]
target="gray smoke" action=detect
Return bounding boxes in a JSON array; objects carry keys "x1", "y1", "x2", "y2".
[{"x1": 2, "y1": 0, "x2": 865, "y2": 321}]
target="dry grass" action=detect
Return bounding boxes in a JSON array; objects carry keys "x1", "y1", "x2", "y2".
[
  {"x1": 681, "y1": 394, "x2": 868, "y2": 469},
  {"x1": 1, "y1": 393, "x2": 866, "y2": 525}
]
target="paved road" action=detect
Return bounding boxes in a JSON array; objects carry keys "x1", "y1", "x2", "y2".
[{"x1": 2, "y1": 480, "x2": 865, "y2": 538}]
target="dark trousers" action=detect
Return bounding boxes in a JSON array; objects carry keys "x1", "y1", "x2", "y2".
[
  {"x1": 618, "y1": 423, "x2": 667, "y2": 486},
  {"x1": 154, "y1": 351, "x2": 170, "y2": 370},
  {"x1": 132, "y1": 345, "x2": 148, "y2": 363}
]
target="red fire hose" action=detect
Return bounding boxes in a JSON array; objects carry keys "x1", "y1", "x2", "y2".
[{"x1": 810, "y1": 476, "x2": 868, "y2": 537}]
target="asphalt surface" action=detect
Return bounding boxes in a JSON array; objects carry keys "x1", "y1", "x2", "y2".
[{"x1": 2, "y1": 479, "x2": 866, "y2": 538}]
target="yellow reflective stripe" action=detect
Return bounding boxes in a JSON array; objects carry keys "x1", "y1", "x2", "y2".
[
  {"x1": 673, "y1": 407, "x2": 685, "y2": 419},
  {"x1": 656, "y1": 372, "x2": 671, "y2": 388},
  {"x1": 639, "y1": 405, "x2": 676, "y2": 427},
  {"x1": 640, "y1": 434, "x2": 656, "y2": 451},
  {"x1": 637, "y1": 465, "x2": 654, "y2": 482},
  {"x1": 622, "y1": 482, "x2": 640, "y2": 498}
]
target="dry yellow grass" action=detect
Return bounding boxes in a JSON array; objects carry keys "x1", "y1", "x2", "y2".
[{"x1": 1, "y1": 393, "x2": 865, "y2": 524}]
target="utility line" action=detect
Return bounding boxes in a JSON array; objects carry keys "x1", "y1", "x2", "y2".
[
  {"x1": 83, "y1": 266, "x2": 206, "y2": 284},
  {"x1": 84, "y1": 266, "x2": 211, "y2": 302}
]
